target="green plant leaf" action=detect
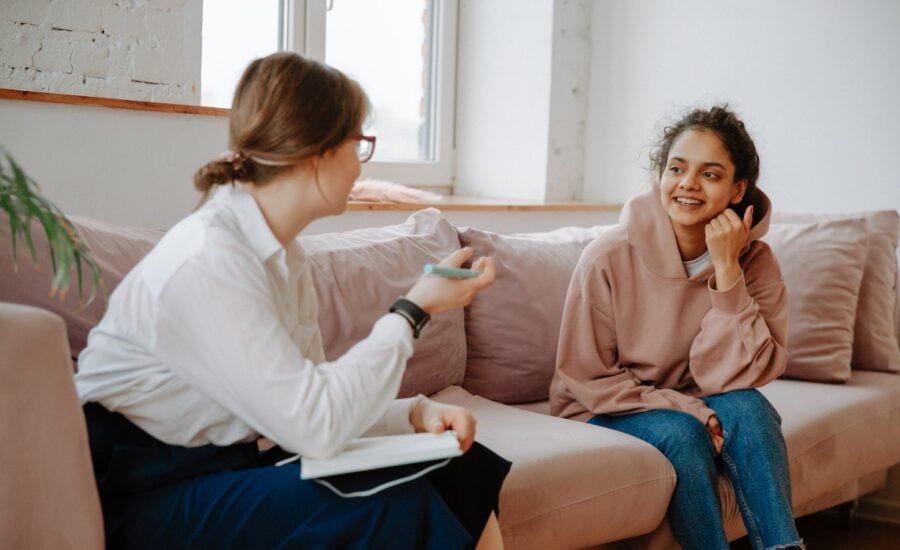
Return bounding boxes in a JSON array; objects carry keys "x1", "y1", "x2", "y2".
[{"x1": 0, "y1": 145, "x2": 102, "y2": 306}]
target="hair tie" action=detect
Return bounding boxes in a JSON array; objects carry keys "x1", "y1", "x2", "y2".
[{"x1": 222, "y1": 150, "x2": 248, "y2": 177}]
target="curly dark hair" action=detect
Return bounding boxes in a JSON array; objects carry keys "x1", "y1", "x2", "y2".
[{"x1": 649, "y1": 105, "x2": 761, "y2": 221}]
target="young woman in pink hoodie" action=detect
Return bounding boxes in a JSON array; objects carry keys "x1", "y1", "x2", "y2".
[{"x1": 551, "y1": 106, "x2": 803, "y2": 549}]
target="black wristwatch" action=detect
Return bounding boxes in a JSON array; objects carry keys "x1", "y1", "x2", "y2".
[{"x1": 389, "y1": 297, "x2": 431, "y2": 339}]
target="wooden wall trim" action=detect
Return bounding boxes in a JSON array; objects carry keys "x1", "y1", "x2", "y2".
[{"x1": 0, "y1": 89, "x2": 228, "y2": 117}]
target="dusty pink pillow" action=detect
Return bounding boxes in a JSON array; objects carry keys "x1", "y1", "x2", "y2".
[
  {"x1": 301, "y1": 208, "x2": 466, "y2": 398},
  {"x1": 0, "y1": 214, "x2": 163, "y2": 359},
  {"x1": 458, "y1": 225, "x2": 608, "y2": 403},
  {"x1": 772, "y1": 210, "x2": 900, "y2": 373},
  {"x1": 763, "y1": 218, "x2": 869, "y2": 382}
]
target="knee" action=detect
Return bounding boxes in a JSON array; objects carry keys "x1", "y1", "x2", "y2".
[
  {"x1": 655, "y1": 414, "x2": 714, "y2": 463},
  {"x1": 709, "y1": 389, "x2": 780, "y2": 427},
  {"x1": 359, "y1": 479, "x2": 468, "y2": 544},
  {"x1": 709, "y1": 391, "x2": 785, "y2": 450}
]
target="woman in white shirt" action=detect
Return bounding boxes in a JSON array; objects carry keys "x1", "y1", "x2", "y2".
[{"x1": 76, "y1": 52, "x2": 509, "y2": 549}]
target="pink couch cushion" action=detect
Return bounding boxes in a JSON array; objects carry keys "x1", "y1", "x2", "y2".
[
  {"x1": 761, "y1": 371, "x2": 900, "y2": 517},
  {"x1": 458, "y1": 226, "x2": 607, "y2": 403},
  {"x1": 773, "y1": 210, "x2": 900, "y2": 373},
  {"x1": 763, "y1": 219, "x2": 869, "y2": 382},
  {"x1": 432, "y1": 386, "x2": 675, "y2": 549},
  {"x1": 301, "y1": 208, "x2": 466, "y2": 398},
  {"x1": 0, "y1": 213, "x2": 163, "y2": 359},
  {"x1": 1, "y1": 209, "x2": 463, "y2": 397}
]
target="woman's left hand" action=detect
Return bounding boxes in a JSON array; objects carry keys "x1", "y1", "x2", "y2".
[
  {"x1": 706, "y1": 205, "x2": 753, "y2": 290},
  {"x1": 706, "y1": 415, "x2": 725, "y2": 456},
  {"x1": 410, "y1": 398, "x2": 477, "y2": 453}
]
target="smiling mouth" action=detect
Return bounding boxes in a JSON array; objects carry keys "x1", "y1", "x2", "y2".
[{"x1": 674, "y1": 197, "x2": 704, "y2": 206}]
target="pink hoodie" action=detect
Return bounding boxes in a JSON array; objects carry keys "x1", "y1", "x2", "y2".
[{"x1": 550, "y1": 185, "x2": 788, "y2": 425}]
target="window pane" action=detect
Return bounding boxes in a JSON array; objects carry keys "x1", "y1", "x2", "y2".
[
  {"x1": 326, "y1": 0, "x2": 432, "y2": 162},
  {"x1": 201, "y1": 0, "x2": 280, "y2": 108}
]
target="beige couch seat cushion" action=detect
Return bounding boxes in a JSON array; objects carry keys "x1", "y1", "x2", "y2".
[
  {"x1": 761, "y1": 371, "x2": 900, "y2": 510},
  {"x1": 432, "y1": 386, "x2": 676, "y2": 549},
  {"x1": 514, "y1": 372, "x2": 900, "y2": 545},
  {"x1": 714, "y1": 371, "x2": 900, "y2": 540}
]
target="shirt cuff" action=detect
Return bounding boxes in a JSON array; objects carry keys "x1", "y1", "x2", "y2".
[
  {"x1": 373, "y1": 313, "x2": 416, "y2": 356},
  {"x1": 707, "y1": 273, "x2": 751, "y2": 315},
  {"x1": 365, "y1": 395, "x2": 423, "y2": 436}
]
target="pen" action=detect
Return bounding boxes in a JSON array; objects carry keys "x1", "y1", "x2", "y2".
[{"x1": 423, "y1": 264, "x2": 482, "y2": 279}]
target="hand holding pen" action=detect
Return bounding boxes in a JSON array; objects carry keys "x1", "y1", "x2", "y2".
[{"x1": 404, "y1": 247, "x2": 495, "y2": 314}]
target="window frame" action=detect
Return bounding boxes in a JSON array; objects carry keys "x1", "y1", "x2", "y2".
[{"x1": 281, "y1": 0, "x2": 457, "y2": 189}]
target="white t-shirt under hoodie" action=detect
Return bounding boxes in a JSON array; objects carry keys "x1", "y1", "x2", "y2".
[{"x1": 76, "y1": 184, "x2": 418, "y2": 459}]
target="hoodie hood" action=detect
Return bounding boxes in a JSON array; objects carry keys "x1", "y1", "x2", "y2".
[{"x1": 620, "y1": 184, "x2": 772, "y2": 280}]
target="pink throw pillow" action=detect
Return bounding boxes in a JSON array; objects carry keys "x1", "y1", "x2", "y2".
[
  {"x1": 458, "y1": 225, "x2": 608, "y2": 403},
  {"x1": 301, "y1": 208, "x2": 466, "y2": 398},
  {"x1": 773, "y1": 211, "x2": 900, "y2": 373},
  {"x1": 0, "y1": 213, "x2": 163, "y2": 358},
  {"x1": 0, "y1": 214, "x2": 163, "y2": 359},
  {"x1": 763, "y1": 219, "x2": 869, "y2": 382}
]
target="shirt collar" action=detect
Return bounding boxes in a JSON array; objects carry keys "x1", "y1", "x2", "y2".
[{"x1": 212, "y1": 184, "x2": 283, "y2": 263}]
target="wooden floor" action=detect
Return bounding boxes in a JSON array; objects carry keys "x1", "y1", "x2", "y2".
[{"x1": 730, "y1": 507, "x2": 900, "y2": 549}]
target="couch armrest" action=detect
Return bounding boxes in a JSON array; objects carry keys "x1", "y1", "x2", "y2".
[{"x1": 0, "y1": 302, "x2": 104, "y2": 549}]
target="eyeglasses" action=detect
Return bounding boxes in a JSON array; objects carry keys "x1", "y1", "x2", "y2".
[{"x1": 356, "y1": 135, "x2": 376, "y2": 163}]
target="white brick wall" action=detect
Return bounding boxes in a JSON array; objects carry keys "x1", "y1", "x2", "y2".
[{"x1": 0, "y1": 0, "x2": 202, "y2": 104}]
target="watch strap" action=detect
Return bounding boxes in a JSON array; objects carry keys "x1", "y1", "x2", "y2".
[{"x1": 389, "y1": 297, "x2": 431, "y2": 339}]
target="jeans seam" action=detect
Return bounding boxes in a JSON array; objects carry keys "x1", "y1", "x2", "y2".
[{"x1": 723, "y1": 451, "x2": 765, "y2": 550}]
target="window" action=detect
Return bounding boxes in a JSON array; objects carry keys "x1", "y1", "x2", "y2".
[
  {"x1": 201, "y1": 0, "x2": 280, "y2": 108},
  {"x1": 202, "y1": 0, "x2": 457, "y2": 189}
]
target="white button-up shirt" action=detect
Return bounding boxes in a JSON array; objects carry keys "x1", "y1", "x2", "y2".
[{"x1": 76, "y1": 185, "x2": 417, "y2": 458}]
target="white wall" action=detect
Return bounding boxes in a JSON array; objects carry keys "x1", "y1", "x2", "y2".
[
  {"x1": 585, "y1": 0, "x2": 900, "y2": 213},
  {"x1": 546, "y1": 0, "x2": 591, "y2": 201},
  {"x1": 455, "y1": 0, "x2": 593, "y2": 202},
  {"x1": 0, "y1": 99, "x2": 225, "y2": 229},
  {"x1": 455, "y1": 0, "x2": 555, "y2": 201},
  {"x1": 0, "y1": 98, "x2": 617, "y2": 233},
  {"x1": 0, "y1": 0, "x2": 202, "y2": 104},
  {"x1": 3, "y1": 0, "x2": 900, "y2": 232}
]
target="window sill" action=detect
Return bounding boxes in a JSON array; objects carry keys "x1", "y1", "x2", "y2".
[
  {"x1": 347, "y1": 195, "x2": 622, "y2": 212},
  {"x1": 0, "y1": 88, "x2": 227, "y2": 116}
]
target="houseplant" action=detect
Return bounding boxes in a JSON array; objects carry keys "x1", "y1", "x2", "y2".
[{"x1": 1, "y1": 145, "x2": 101, "y2": 305}]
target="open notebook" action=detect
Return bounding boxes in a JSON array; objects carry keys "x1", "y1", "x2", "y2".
[{"x1": 283, "y1": 431, "x2": 462, "y2": 480}]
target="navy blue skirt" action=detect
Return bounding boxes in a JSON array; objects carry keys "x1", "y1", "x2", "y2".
[{"x1": 83, "y1": 403, "x2": 511, "y2": 549}]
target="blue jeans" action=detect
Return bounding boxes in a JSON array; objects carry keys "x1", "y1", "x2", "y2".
[{"x1": 590, "y1": 389, "x2": 803, "y2": 550}]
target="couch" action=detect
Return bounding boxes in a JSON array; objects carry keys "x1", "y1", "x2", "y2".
[{"x1": 2, "y1": 207, "x2": 899, "y2": 549}]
